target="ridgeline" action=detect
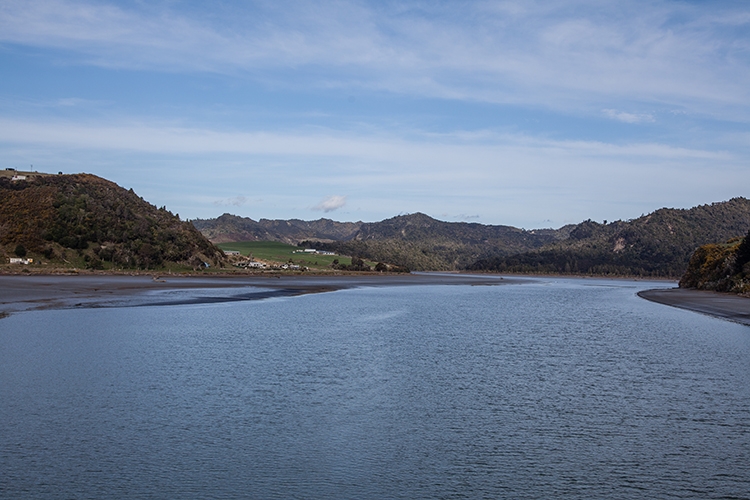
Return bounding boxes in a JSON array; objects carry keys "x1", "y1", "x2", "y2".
[
  {"x1": 4, "y1": 169, "x2": 747, "y2": 278},
  {"x1": 196, "y1": 198, "x2": 750, "y2": 277},
  {"x1": 192, "y1": 213, "x2": 362, "y2": 244},
  {"x1": 468, "y1": 198, "x2": 750, "y2": 277}
]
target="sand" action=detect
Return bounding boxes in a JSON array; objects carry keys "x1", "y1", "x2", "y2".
[
  {"x1": 638, "y1": 288, "x2": 750, "y2": 326},
  {"x1": 0, "y1": 273, "x2": 514, "y2": 315},
  {"x1": 6, "y1": 274, "x2": 746, "y2": 327}
]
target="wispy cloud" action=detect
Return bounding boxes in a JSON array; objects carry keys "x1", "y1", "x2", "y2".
[
  {"x1": 452, "y1": 214, "x2": 481, "y2": 221},
  {"x1": 1, "y1": 1, "x2": 748, "y2": 226},
  {"x1": 1, "y1": 1, "x2": 748, "y2": 118},
  {"x1": 213, "y1": 195, "x2": 248, "y2": 207},
  {"x1": 602, "y1": 109, "x2": 655, "y2": 124},
  {"x1": 312, "y1": 195, "x2": 347, "y2": 213},
  {"x1": 0, "y1": 117, "x2": 732, "y2": 163}
]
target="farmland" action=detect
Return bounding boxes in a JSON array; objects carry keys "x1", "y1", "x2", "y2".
[{"x1": 216, "y1": 241, "x2": 369, "y2": 270}]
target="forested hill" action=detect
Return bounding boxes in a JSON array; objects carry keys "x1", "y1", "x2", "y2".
[
  {"x1": 192, "y1": 198, "x2": 750, "y2": 275},
  {"x1": 308, "y1": 213, "x2": 565, "y2": 271},
  {"x1": 468, "y1": 198, "x2": 750, "y2": 277},
  {"x1": 0, "y1": 174, "x2": 225, "y2": 270},
  {"x1": 191, "y1": 213, "x2": 362, "y2": 244}
]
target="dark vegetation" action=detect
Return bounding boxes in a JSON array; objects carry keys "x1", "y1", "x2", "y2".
[
  {"x1": 468, "y1": 198, "x2": 750, "y2": 277},
  {"x1": 192, "y1": 213, "x2": 362, "y2": 244},
  {"x1": 0, "y1": 174, "x2": 225, "y2": 270},
  {"x1": 197, "y1": 199, "x2": 750, "y2": 277},
  {"x1": 679, "y1": 229, "x2": 750, "y2": 293},
  {"x1": 300, "y1": 212, "x2": 563, "y2": 271}
]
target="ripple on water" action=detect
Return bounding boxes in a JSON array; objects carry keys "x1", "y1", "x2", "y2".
[{"x1": 1, "y1": 279, "x2": 748, "y2": 499}]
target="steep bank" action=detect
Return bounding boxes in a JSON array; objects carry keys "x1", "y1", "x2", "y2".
[{"x1": 678, "y1": 230, "x2": 750, "y2": 293}]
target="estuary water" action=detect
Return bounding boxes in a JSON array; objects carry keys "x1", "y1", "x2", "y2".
[{"x1": 1, "y1": 277, "x2": 749, "y2": 499}]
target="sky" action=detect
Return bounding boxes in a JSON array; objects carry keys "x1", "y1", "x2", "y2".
[{"x1": 1, "y1": 0, "x2": 749, "y2": 228}]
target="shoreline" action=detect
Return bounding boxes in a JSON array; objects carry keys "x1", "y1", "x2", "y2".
[
  {"x1": 0, "y1": 272, "x2": 517, "y2": 316},
  {"x1": 638, "y1": 288, "x2": 750, "y2": 326},
  {"x1": 7, "y1": 272, "x2": 746, "y2": 326}
]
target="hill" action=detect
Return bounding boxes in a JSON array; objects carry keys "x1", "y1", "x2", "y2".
[
  {"x1": 0, "y1": 173, "x2": 225, "y2": 270},
  {"x1": 468, "y1": 198, "x2": 750, "y2": 277},
  {"x1": 195, "y1": 199, "x2": 750, "y2": 275},
  {"x1": 304, "y1": 213, "x2": 563, "y2": 271}
]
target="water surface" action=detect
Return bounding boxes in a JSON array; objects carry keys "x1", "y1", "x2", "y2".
[{"x1": 1, "y1": 278, "x2": 748, "y2": 499}]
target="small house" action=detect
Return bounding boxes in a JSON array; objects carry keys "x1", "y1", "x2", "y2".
[{"x1": 9, "y1": 257, "x2": 33, "y2": 265}]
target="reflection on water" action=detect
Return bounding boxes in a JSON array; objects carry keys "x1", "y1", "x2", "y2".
[{"x1": 1, "y1": 278, "x2": 749, "y2": 499}]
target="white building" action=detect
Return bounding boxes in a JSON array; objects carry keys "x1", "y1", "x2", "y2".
[{"x1": 9, "y1": 257, "x2": 33, "y2": 264}]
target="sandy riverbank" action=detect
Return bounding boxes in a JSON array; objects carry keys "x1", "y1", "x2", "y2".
[
  {"x1": 0, "y1": 273, "x2": 516, "y2": 315},
  {"x1": 638, "y1": 288, "x2": 750, "y2": 326}
]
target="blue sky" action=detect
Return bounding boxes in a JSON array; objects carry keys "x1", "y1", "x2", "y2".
[{"x1": 1, "y1": 0, "x2": 749, "y2": 228}]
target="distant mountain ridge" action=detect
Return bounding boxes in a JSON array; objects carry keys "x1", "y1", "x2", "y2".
[
  {"x1": 194, "y1": 198, "x2": 750, "y2": 276},
  {"x1": 469, "y1": 197, "x2": 750, "y2": 276},
  {"x1": 325, "y1": 212, "x2": 567, "y2": 270},
  {"x1": 191, "y1": 213, "x2": 362, "y2": 244}
]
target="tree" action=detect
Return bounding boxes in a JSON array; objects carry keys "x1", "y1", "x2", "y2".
[{"x1": 14, "y1": 244, "x2": 26, "y2": 257}]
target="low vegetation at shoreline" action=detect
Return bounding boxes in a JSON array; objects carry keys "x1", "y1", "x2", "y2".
[{"x1": 679, "y1": 230, "x2": 750, "y2": 294}]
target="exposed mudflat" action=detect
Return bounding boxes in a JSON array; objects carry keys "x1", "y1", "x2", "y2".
[
  {"x1": 0, "y1": 273, "x2": 516, "y2": 314},
  {"x1": 638, "y1": 288, "x2": 750, "y2": 326}
]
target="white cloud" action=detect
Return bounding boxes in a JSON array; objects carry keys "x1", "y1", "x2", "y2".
[
  {"x1": 602, "y1": 109, "x2": 655, "y2": 124},
  {"x1": 312, "y1": 195, "x2": 347, "y2": 212},
  {"x1": 0, "y1": 115, "x2": 742, "y2": 227},
  {"x1": 1, "y1": 1, "x2": 748, "y2": 118},
  {"x1": 452, "y1": 214, "x2": 481, "y2": 221},
  {"x1": 0, "y1": 117, "x2": 731, "y2": 162},
  {"x1": 213, "y1": 195, "x2": 247, "y2": 207}
]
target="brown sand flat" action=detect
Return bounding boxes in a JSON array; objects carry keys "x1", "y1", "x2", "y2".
[
  {"x1": 638, "y1": 288, "x2": 750, "y2": 326},
  {"x1": 0, "y1": 273, "x2": 516, "y2": 315}
]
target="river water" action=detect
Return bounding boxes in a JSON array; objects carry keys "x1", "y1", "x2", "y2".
[{"x1": 1, "y1": 277, "x2": 749, "y2": 499}]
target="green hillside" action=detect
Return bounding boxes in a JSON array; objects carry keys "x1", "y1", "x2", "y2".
[
  {"x1": 301, "y1": 212, "x2": 559, "y2": 271},
  {"x1": 197, "y1": 198, "x2": 750, "y2": 276},
  {"x1": 468, "y1": 198, "x2": 750, "y2": 277},
  {"x1": 0, "y1": 173, "x2": 225, "y2": 271},
  {"x1": 217, "y1": 241, "x2": 378, "y2": 271}
]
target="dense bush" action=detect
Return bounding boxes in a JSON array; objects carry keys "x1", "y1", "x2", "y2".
[
  {"x1": 0, "y1": 174, "x2": 225, "y2": 269},
  {"x1": 680, "y1": 230, "x2": 750, "y2": 293}
]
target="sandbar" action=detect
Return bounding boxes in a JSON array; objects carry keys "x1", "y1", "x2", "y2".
[
  {"x1": 638, "y1": 288, "x2": 750, "y2": 326},
  {"x1": 0, "y1": 272, "x2": 517, "y2": 316}
]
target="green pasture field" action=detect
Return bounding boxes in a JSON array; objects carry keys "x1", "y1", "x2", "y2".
[{"x1": 216, "y1": 241, "x2": 369, "y2": 270}]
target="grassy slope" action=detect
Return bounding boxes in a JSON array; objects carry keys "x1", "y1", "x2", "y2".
[{"x1": 217, "y1": 241, "x2": 371, "y2": 270}]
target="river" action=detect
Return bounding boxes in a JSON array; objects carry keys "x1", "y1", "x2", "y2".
[{"x1": 1, "y1": 277, "x2": 748, "y2": 499}]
